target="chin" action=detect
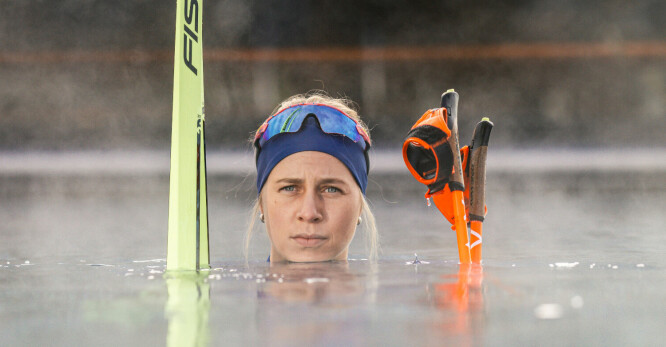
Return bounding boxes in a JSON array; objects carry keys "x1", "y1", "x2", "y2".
[
  {"x1": 287, "y1": 254, "x2": 333, "y2": 263},
  {"x1": 282, "y1": 250, "x2": 344, "y2": 263}
]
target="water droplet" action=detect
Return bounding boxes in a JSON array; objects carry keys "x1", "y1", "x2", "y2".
[
  {"x1": 554, "y1": 262, "x2": 579, "y2": 268},
  {"x1": 570, "y1": 296, "x2": 584, "y2": 309},
  {"x1": 304, "y1": 277, "x2": 329, "y2": 284},
  {"x1": 534, "y1": 303, "x2": 563, "y2": 319}
]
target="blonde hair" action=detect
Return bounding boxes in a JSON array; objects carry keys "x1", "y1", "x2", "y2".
[{"x1": 245, "y1": 91, "x2": 378, "y2": 261}]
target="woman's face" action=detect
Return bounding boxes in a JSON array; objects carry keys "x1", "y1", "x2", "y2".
[{"x1": 260, "y1": 151, "x2": 363, "y2": 262}]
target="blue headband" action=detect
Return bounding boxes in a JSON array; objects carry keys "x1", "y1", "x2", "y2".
[{"x1": 256, "y1": 116, "x2": 369, "y2": 194}]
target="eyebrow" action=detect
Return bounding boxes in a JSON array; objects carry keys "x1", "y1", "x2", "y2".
[
  {"x1": 317, "y1": 178, "x2": 349, "y2": 186},
  {"x1": 274, "y1": 177, "x2": 350, "y2": 186},
  {"x1": 275, "y1": 178, "x2": 303, "y2": 184}
]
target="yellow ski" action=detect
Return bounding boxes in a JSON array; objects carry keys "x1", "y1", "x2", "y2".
[{"x1": 167, "y1": 0, "x2": 209, "y2": 271}]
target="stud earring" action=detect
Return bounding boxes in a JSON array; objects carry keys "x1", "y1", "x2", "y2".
[
  {"x1": 260, "y1": 213, "x2": 265, "y2": 223},
  {"x1": 357, "y1": 216, "x2": 362, "y2": 225}
]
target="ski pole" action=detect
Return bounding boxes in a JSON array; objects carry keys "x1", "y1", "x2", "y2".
[
  {"x1": 467, "y1": 118, "x2": 493, "y2": 264},
  {"x1": 440, "y1": 90, "x2": 471, "y2": 264}
]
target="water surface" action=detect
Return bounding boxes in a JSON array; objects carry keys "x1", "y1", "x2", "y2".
[{"x1": 1, "y1": 153, "x2": 665, "y2": 346}]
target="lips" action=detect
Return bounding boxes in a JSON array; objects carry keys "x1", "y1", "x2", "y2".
[{"x1": 291, "y1": 234, "x2": 328, "y2": 247}]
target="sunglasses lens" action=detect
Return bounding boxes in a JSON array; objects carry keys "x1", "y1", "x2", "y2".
[{"x1": 256, "y1": 104, "x2": 369, "y2": 150}]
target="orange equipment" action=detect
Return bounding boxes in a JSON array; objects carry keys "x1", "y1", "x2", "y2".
[
  {"x1": 403, "y1": 90, "x2": 469, "y2": 263},
  {"x1": 403, "y1": 90, "x2": 492, "y2": 264}
]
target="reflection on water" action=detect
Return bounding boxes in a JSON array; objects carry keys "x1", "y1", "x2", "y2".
[
  {"x1": 431, "y1": 264, "x2": 484, "y2": 313},
  {"x1": 164, "y1": 271, "x2": 210, "y2": 347},
  {"x1": 253, "y1": 262, "x2": 372, "y2": 346},
  {"x1": 258, "y1": 262, "x2": 365, "y2": 303},
  {"x1": 430, "y1": 264, "x2": 485, "y2": 346}
]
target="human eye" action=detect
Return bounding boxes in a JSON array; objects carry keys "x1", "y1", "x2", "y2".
[
  {"x1": 279, "y1": 185, "x2": 296, "y2": 192},
  {"x1": 323, "y1": 186, "x2": 341, "y2": 194}
]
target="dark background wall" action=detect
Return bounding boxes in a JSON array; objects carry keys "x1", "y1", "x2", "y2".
[{"x1": 0, "y1": 0, "x2": 663, "y2": 150}]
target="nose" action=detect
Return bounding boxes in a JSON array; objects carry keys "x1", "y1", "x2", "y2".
[{"x1": 297, "y1": 189, "x2": 323, "y2": 223}]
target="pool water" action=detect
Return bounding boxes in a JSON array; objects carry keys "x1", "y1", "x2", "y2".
[{"x1": 1, "y1": 151, "x2": 665, "y2": 346}]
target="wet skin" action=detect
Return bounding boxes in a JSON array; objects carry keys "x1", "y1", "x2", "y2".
[{"x1": 260, "y1": 151, "x2": 363, "y2": 263}]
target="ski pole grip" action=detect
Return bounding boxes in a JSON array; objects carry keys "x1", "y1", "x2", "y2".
[
  {"x1": 468, "y1": 118, "x2": 493, "y2": 221},
  {"x1": 440, "y1": 90, "x2": 464, "y2": 192}
]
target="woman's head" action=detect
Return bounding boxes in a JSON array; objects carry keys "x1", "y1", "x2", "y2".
[
  {"x1": 260, "y1": 150, "x2": 362, "y2": 262},
  {"x1": 247, "y1": 92, "x2": 377, "y2": 262}
]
